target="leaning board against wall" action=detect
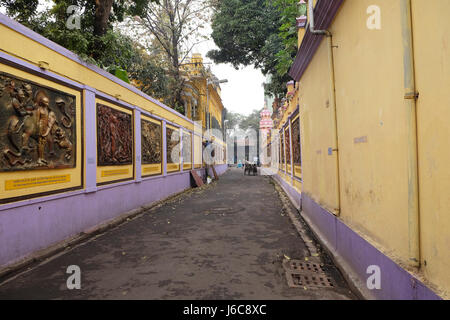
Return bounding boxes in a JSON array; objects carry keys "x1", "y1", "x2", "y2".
[
  {"x1": 96, "y1": 99, "x2": 134, "y2": 185},
  {"x1": 0, "y1": 65, "x2": 82, "y2": 203},
  {"x1": 141, "y1": 115, "x2": 162, "y2": 177}
]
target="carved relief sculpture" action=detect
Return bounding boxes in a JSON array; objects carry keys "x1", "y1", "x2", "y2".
[
  {"x1": 97, "y1": 104, "x2": 132, "y2": 165},
  {"x1": 182, "y1": 133, "x2": 191, "y2": 163},
  {"x1": 0, "y1": 72, "x2": 75, "y2": 171},
  {"x1": 285, "y1": 128, "x2": 291, "y2": 164},
  {"x1": 141, "y1": 119, "x2": 161, "y2": 164},
  {"x1": 280, "y1": 134, "x2": 285, "y2": 165},
  {"x1": 292, "y1": 117, "x2": 301, "y2": 165},
  {"x1": 166, "y1": 127, "x2": 179, "y2": 164}
]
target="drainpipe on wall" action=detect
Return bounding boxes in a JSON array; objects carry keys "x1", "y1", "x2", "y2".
[
  {"x1": 401, "y1": 0, "x2": 421, "y2": 268},
  {"x1": 308, "y1": 0, "x2": 341, "y2": 216}
]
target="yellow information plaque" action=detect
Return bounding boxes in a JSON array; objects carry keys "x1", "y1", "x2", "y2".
[
  {"x1": 294, "y1": 165, "x2": 302, "y2": 178},
  {"x1": 167, "y1": 163, "x2": 180, "y2": 172},
  {"x1": 101, "y1": 169, "x2": 129, "y2": 177},
  {"x1": 5, "y1": 174, "x2": 71, "y2": 191},
  {"x1": 143, "y1": 164, "x2": 161, "y2": 175}
]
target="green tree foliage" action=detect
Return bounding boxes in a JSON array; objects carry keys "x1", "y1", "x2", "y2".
[
  {"x1": 133, "y1": 0, "x2": 212, "y2": 114},
  {"x1": 273, "y1": 0, "x2": 300, "y2": 76},
  {"x1": 207, "y1": 0, "x2": 279, "y2": 72},
  {"x1": 0, "y1": 0, "x2": 39, "y2": 25},
  {"x1": 208, "y1": 0, "x2": 299, "y2": 98}
]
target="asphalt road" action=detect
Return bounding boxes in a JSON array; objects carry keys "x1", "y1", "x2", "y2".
[{"x1": 0, "y1": 168, "x2": 356, "y2": 300}]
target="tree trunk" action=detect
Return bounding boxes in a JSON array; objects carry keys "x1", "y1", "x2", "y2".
[
  {"x1": 92, "y1": 0, "x2": 113, "y2": 60},
  {"x1": 94, "y1": 0, "x2": 113, "y2": 37}
]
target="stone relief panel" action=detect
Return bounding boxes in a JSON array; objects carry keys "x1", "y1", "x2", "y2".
[
  {"x1": 166, "y1": 126, "x2": 179, "y2": 164},
  {"x1": 280, "y1": 134, "x2": 285, "y2": 165},
  {"x1": 182, "y1": 132, "x2": 191, "y2": 163},
  {"x1": 141, "y1": 119, "x2": 161, "y2": 164},
  {"x1": 292, "y1": 117, "x2": 301, "y2": 165},
  {"x1": 97, "y1": 103, "x2": 132, "y2": 166},
  {"x1": 0, "y1": 72, "x2": 76, "y2": 171}
]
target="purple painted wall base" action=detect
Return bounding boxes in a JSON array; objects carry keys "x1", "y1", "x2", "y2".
[
  {"x1": 0, "y1": 165, "x2": 228, "y2": 269},
  {"x1": 301, "y1": 193, "x2": 441, "y2": 300}
]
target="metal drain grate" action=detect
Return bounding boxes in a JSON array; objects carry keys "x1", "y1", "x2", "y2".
[
  {"x1": 283, "y1": 259, "x2": 325, "y2": 273},
  {"x1": 286, "y1": 272, "x2": 335, "y2": 288},
  {"x1": 283, "y1": 259, "x2": 336, "y2": 289}
]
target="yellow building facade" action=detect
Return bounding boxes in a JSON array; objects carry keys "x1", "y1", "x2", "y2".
[{"x1": 182, "y1": 54, "x2": 225, "y2": 132}]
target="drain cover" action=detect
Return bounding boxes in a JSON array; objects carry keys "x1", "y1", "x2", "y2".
[
  {"x1": 283, "y1": 259, "x2": 325, "y2": 273},
  {"x1": 286, "y1": 272, "x2": 335, "y2": 288}
]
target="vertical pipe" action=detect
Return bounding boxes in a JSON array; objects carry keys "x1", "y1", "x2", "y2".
[
  {"x1": 308, "y1": 0, "x2": 339, "y2": 214},
  {"x1": 162, "y1": 120, "x2": 167, "y2": 176},
  {"x1": 327, "y1": 35, "x2": 341, "y2": 216},
  {"x1": 401, "y1": 0, "x2": 420, "y2": 267}
]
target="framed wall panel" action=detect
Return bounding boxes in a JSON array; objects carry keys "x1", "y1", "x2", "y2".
[
  {"x1": 194, "y1": 134, "x2": 202, "y2": 169},
  {"x1": 182, "y1": 130, "x2": 192, "y2": 170},
  {"x1": 0, "y1": 65, "x2": 83, "y2": 203},
  {"x1": 291, "y1": 115, "x2": 302, "y2": 179},
  {"x1": 141, "y1": 115, "x2": 162, "y2": 177},
  {"x1": 285, "y1": 125, "x2": 291, "y2": 174},
  {"x1": 96, "y1": 99, "x2": 133, "y2": 185}
]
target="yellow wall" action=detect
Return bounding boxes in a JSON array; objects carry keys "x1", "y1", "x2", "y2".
[
  {"x1": 297, "y1": 0, "x2": 409, "y2": 270},
  {"x1": 331, "y1": 0, "x2": 410, "y2": 259},
  {"x1": 0, "y1": 64, "x2": 82, "y2": 201}
]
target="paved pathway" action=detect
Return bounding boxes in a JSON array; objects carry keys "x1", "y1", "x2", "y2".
[{"x1": 0, "y1": 168, "x2": 356, "y2": 299}]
